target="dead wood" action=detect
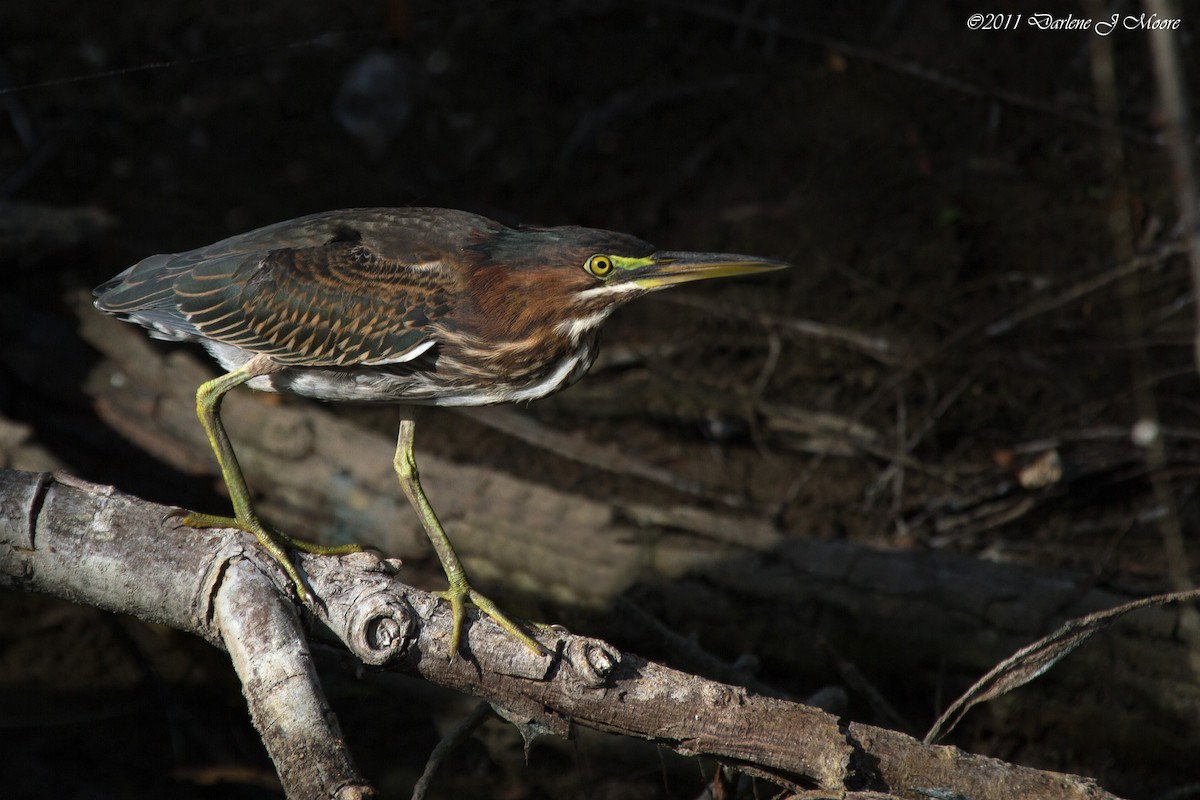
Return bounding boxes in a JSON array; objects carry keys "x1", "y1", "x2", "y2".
[
  {"x1": 0, "y1": 468, "x2": 1120, "y2": 800},
  {"x1": 63, "y1": 304, "x2": 1200, "y2": 783}
]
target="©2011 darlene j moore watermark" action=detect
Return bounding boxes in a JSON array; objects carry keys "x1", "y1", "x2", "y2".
[{"x1": 966, "y1": 12, "x2": 1181, "y2": 33}]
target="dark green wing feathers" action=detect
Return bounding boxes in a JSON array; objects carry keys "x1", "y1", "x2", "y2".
[
  {"x1": 94, "y1": 209, "x2": 487, "y2": 367},
  {"x1": 170, "y1": 242, "x2": 448, "y2": 366}
]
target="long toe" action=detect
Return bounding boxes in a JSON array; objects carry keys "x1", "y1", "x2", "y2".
[
  {"x1": 434, "y1": 586, "x2": 546, "y2": 658},
  {"x1": 180, "y1": 512, "x2": 312, "y2": 602},
  {"x1": 434, "y1": 587, "x2": 469, "y2": 656},
  {"x1": 181, "y1": 512, "x2": 241, "y2": 529},
  {"x1": 465, "y1": 589, "x2": 548, "y2": 656},
  {"x1": 272, "y1": 529, "x2": 364, "y2": 555}
]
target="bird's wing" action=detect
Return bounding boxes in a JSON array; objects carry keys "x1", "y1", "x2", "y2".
[
  {"x1": 169, "y1": 239, "x2": 455, "y2": 366},
  {"x1": 95, "y1": 208, "x2": 499, "y2": 366}
]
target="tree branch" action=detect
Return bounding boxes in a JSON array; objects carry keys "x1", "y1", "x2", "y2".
[{"x1": 0, "y1": 468, "x2": 1119, "y2": 800}]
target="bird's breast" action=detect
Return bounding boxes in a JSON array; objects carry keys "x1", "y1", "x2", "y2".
[
  {"x1": 248, "y1": 329, "x2": 599, "y2": 406},
  {"x1": 430, "y1": 328, "x2": 600, "y2": 405}
]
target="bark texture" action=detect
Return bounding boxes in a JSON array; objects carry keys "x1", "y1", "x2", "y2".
[{"x1": 0, "y1": 468, "x2": 1119, "y2": 800}]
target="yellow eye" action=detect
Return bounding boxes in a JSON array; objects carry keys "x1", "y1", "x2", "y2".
[{"x1": 586, "y1": 254, "x2": 614, "y2": 278}]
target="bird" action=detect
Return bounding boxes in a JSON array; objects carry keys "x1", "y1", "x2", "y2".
[{"x1": 94, "y1": 207, "x2": 788, "y2": 656}]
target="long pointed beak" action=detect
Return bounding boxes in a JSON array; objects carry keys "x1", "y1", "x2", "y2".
[{"x1": 630, "y1": 251, "x2": 790, "y2": 289}]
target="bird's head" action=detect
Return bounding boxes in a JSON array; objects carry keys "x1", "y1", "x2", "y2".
[{"x1": 465, "y1": 224, "x2": 789, "y2": 342}]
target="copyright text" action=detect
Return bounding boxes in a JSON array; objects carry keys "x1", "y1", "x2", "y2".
[{"x1": 966, "y1": 12, "x2": 1181, "y2": 34}]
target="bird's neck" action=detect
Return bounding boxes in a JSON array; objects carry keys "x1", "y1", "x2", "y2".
[{"x1": 552, "y1": 307, "x2": 615, "y2": 349}]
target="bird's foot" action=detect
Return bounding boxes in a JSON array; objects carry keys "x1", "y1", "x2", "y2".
[
  {"x1": 435, "y1": 583, "x2": 547, "y2": 658},
  {"x1": 180, "y1": 512, "x2": 359, "y2": 601}
]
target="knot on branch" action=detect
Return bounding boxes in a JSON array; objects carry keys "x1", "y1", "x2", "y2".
[
  {"x1": 343, "y1": 585, "x2": 415, "y2": 665},
  {"x1": 304, "y1": 551, "x2": 416, "y2": 666},
  {"x1": 564, "y1": 637, "x2": 621, "y2": 688}
]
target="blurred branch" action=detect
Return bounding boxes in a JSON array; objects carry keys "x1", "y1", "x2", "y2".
[
  {"x1": 983, "y1": 240, "x2": 1189, "y2": 337},
  {"x1": 1137, "y1": 0, "x2": 1200, "y2": 677},
  {"x1": 1143, "y1": 0, "x2": 1200, "y2": 376},
  {"x1": 0, "y1": 468, "x2": 1122, "y2": 800}
]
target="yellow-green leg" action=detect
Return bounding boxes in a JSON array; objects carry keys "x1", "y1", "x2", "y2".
[
  {"x1": 184, "y1": 365, "x2": 360, "y2": 601},
  {"x1": 393, "y1": 408, "x2": 545, "y2": 657}
]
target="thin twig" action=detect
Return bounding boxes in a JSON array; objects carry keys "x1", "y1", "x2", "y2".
[
  {"x1": 664, "y1": 294, "x2": 899, "y2": 364},
  {"x1": 984, "y1": 241, "x2": 1189, "y2": 337},
  {"x1": 650, "y1": 0, "x2": 1159, "y2": 144},
  {"x1": 455, "y1": 406, "x2": 741, "y2": 506},
  {"x1": 411, "y1": 702, "x2": 495, "y2": 800}
]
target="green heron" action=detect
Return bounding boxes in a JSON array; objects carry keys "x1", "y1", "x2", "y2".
[{"x1": 94, "y1": 207, "x2": 787, "y2": 656}]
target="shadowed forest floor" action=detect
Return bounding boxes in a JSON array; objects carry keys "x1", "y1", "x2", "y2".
[{"x1": 2, "y1": 2, "x2": 1199, "y2": 798}]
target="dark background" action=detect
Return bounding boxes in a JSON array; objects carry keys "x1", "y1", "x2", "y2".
[{"x1": 2, "y1": 1, "x2": 1199, "y2": 798}]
